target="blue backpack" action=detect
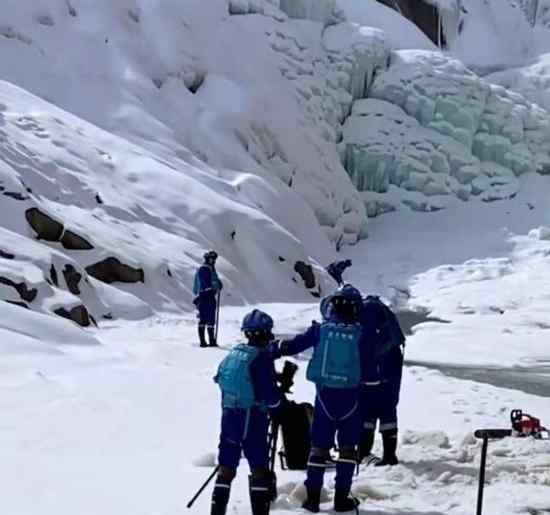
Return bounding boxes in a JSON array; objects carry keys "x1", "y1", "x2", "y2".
[
  {"x1": 192, "y1": 270, "x2": 201, "y2": 296},
  {"x1": 306, "y1": 322, "x2": 362, "y2": 389},
  {"x1": 193, "y1": 265, "x2": 221, "y2": 296},
  {"x1": 216, "y1": 344, "x2": 260, "y2": 409}
]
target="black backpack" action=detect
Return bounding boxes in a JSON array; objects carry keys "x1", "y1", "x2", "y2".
[
  {"x1": 279, "y1": 400, "x2": 313, "y2": 470},
  {"x1": 364, "y1": 295, "x2": 406, "y2": 357}
]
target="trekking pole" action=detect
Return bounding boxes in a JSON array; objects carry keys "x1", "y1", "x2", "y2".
[
  {"x1": 214, "y1": 290, "x2": 221, "y2": 344},
  {"x1": 186, "y1": 465, "x2": 219, "y2": 509}
]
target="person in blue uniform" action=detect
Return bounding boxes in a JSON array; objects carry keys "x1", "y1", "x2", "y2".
[
  {"x1": 211, "y1": 309, "x2": 281, "y2": 515},
  {"x1": 326, "y1": 259, "x2": 352, "y2": 286},
  {"x1": 358, "y1": 296, "x2": 405, "y2": 466},
  {"x1": 193, "y1": 250, "x2": 223, "y2": 347},
  {"x1": 280, "y1": 285, "x2": 364, "y2": 513}
]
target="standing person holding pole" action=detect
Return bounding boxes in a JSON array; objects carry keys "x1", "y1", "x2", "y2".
[
  {"x1": 210, "y1": 309, "x2": 282, "y2": 515},
  {"x1": 193, "y1": 250, "x2": 223, "y2": 348}
]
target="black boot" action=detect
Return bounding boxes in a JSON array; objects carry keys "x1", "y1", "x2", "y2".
[
  {"x1": 207, "y1": 327, "x2": 218, "y2": 347},
  {"x1": 249, "y1": 475, "x2": 271, "y2": 515},
  {"x1": 359, "y1": 429, "x2": 375, "y2": 462},
  {"x1": 210, "y1": 477, "x2": 231, "y2": 515},
  {"x1": 334, "y1": 489, "x2": 359, "y2": 512},
  {"x1": 375, "y1": 429, "x2": 399, "y2": 466},
  {"x1": 198, "y1": 325, "x2": 207, "y2": 348},
  {"x1": 302, "y1": 484, "x2": 321, "y2": 513}
]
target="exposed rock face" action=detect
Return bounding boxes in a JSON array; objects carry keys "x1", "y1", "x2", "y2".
[
  {"x1": 0, "y1": 250, "x2": 15, "y2": 259},
  {"x1": 0, "y1": 276, "x2": 38, "y2": 302},
  {"x1": 25, "y1": 207, "x2": 93, "y2": 250},
  {"x1": 61, "y1": 229, "x2": 94, "y2": 250},
  {"x1": 377, "y1": 0, "x2": 455, "y2": 47},
  {"x1": 294, "y1": 260, "x2": 316, "y2": 289},
  {"x1": 63, "y1": 264, "x2": 82, "y2": 295},
  {"x1": 86, "y1": 257, "x2": 145, "y2": 284},
  {"x1": 54, "y1": 305, "x2": 91, "y2": 327},
  {"x1": 25, "y1": 207, "x2": 64, "y2": 241}
]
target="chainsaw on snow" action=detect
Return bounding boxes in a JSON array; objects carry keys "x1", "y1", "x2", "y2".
[{"x1": 474, "y1": 409, "x2": 549, "y2": 515}]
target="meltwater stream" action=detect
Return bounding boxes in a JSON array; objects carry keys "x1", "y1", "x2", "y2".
[{"x1": 396, "y1": 309, "x2": 550, "y2": 398}]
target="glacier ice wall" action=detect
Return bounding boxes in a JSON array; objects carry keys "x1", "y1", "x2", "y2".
[{"x1": 341, "y1": 50, "x2": 550, "y2": 215}]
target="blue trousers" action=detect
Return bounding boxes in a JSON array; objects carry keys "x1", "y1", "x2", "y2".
[
  {"x1": 197, "y1": 295, "x2": 217, "y2": 327},
  {"x1": 360, "y1": 373, "x2": 402, "y2": 432},
  {"x1": 306, "y1": 388, "x2": 360, "y2": 493},
  {"x1": 218, "y1": 407, "x2": 269, "y2": 472}
]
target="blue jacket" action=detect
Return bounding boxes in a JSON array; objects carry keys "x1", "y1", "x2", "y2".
[
  {"x1": 360, "y1": 299, "x2": 404, "y2": 385},
  {"x1": 193, "y1": 264, "x2": 223, "y2": 297},
  {"x1": 249, "y1": 343, "x2": 281, "y2": 409}
]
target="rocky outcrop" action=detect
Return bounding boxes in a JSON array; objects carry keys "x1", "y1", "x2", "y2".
[
  {"x1": 61, "y1": 229, "x2": 94, "y2": 250},
  {"x1": 86, "y1": 257, "x2": 144, "y2": 284},
  {"x1": 0, "y1": 276, "x2": 38, "y2": 302},
  {"x1": 63, "y1": 264, "x2": 82, "y2": 295},
  {"x1": 376, "y1": 0, "x2": 461, "y2": 47},
  {"x1": 294, "y1": 260, "x2": 316, "y2": 289},
  {"x1": 26, "y1": 207, "x2": 64, "y2": 241},
  {"x1": 25, "y1": 207, "x2": 93, "y2": 250},
  {"x1": 54, "y1": 305, "x2": 92, "y2": 327}
]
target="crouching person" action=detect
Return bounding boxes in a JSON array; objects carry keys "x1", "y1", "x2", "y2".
[
  {"x1": 359, "y1": 296, "x2": 405, "y2": 466},
  {"x1": 281, "y1": 285, "x2": 363, "y2": 513},
  {"x1": 211, "y1": 310, "x2": 281, "y2": 515}
]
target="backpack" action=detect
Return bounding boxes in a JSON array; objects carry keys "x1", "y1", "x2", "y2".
[
  {"x1": 364, "y1": 296, "x2": 405, "y2": 357},
  {"x1": 280, "y1": 401, "x2": 313, "y2": 470},
  {"x1": 216, "y1": 344, "x2": 261, "y2": 409},
  {"x1": 306, "y1": 322, "x2": 362, "y2": 389},
  {"x1": 192, "y1": 267, "x2": 203, "y2": 296}
]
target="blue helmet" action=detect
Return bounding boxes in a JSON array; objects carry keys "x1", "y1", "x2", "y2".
[
  {"x1": 321, "y1": 284, "x2": 362, "y2": 322},
  {"x1": 241, "y1": 309, "x2": 274, "y2": 333}
]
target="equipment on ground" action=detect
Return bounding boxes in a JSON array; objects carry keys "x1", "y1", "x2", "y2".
[
  {"x1": 474, "y1": 409, "x2": 548, "y2": 515},
  {"x1": 274, "y1": 360, "x2": 314, "y2": 471}
]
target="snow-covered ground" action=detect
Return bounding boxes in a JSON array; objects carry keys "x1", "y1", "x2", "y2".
[
  {"x1": 2, "y1": 1, "x2": 550, "y2": 514},
  {"x1": 3, "y1": 173, "x2": 550, "y2": 515}
]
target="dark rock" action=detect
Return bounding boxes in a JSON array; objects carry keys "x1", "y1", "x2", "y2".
[
  {"x1": 95, "y1": 194, "x2": 103, "y2": 204},
  {"x1": 54, "y1": 305, "x2": 91, "y2": 327},
  {"x1": 294, "y1": 261, "x2": 316, "y2": 289},
  {"x1": 377, "y1": 0, "x2": 446, "y2": 47},
  {"x1": 61, "y1": 229, "x2": 94, "y2": 250},
  {"x1": 278, "y1": 256, "x2": 286, "y2": 262},
  {"x1": 63, "y1": 264, "x2": 82, "y2": 295},
  {"x1": 0, "y1": 250, "x2": 15, "y2": 259},
  {"x1": 26, "y1": 207, "x2": 64, "y2": 241},
  {"x1": 50, "y1": 264, "x2": 59, "y2": 286},
  {"x1": 4, "y1": 191, "x2": 28, "y2": 201},
  {"x1": 0, "y1": 276, "x2": 38, "y2": 302},
  {"x1": 5, "y1": 300, "x2": 29, "y2": 309},
  {"x1": 86, "y1": 257, "x2": 144, "y2": 284},
  {"x1": 166, "y1": 268, "x2": 173, "y2": 278}
]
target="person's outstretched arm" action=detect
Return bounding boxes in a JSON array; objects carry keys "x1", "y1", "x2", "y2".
[{"x1": 279, "y1": 322, "x2": 320, "y2": 356}]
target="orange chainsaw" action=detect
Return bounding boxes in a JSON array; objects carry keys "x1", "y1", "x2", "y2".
[
  {"x1": 474, "y1": 409, "x2": 549, "y2": 515},
  {"x1": 510, "y1": 409, "x2": 549, "y2": 439}
]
